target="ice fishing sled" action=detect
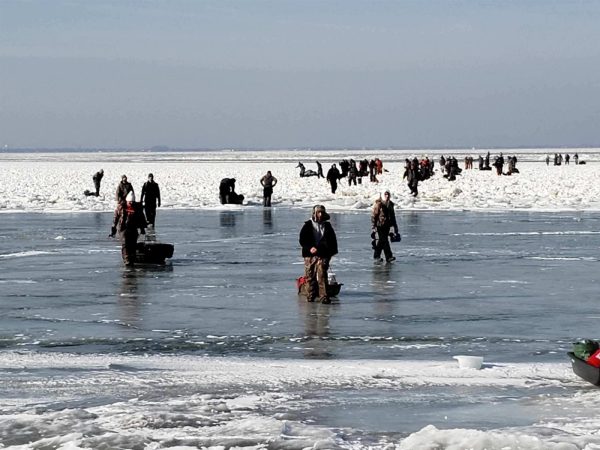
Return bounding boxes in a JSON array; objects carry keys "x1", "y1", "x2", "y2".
[
  {"x1": 135, "y1": 242, "x2": 174, "y2": 265},
  {"x1": 296, "y1": 275, "x2": 343, "y2": 298},
  {"x1": 83, "y1": 189, "x2": 98, "y2": 197},
  {"x1": 568, "y1": 352, "x2": 600, "y2": 386}
]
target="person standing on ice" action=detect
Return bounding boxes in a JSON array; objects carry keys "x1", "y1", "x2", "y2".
[
  {"x1": 326, "y1": 164, "x2": 341, "y2": 194},
  {"x1": 316, "y1": 161, "x2": 324, "y2": 179},
  {"x1": 110, "y1": 191, "x2": 146, "y2": 267},
  {"x1": 140, "y1": 173, "x2": 161, "y2": 227},
  {"x1": 116, "y1": 174, "x2": 134, "y2": 203},
  {"x1": 92, "y1": 169, "x2": 104, "y2": 196},
  {"x1": 403, "y1": 158, "x2": 420, "y2": 196},
  {"x1": 260, "y1": 170, "x2": 278, "y2": 207},
  {"x1": 299, "y1": 205, "x2": 338, "y2": 304},
  {"x1": 371, "y1": 191, "x2": 399, "y2": 263}
]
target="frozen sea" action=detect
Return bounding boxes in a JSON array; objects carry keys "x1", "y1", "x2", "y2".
[{"x1": 2, "y1": 207, "x2": 600, "y2": 449}]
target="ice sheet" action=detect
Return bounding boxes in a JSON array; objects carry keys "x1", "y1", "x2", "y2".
[{"x1": 1, "y1": 149, "x2": 599, "y2": 213}]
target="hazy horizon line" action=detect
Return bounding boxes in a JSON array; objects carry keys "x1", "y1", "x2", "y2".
[{"x1": 3, "y1": 144, "x2": 600, "y2": 153}]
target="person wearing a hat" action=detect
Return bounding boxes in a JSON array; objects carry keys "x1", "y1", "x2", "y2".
[
  {"x1": 92, "y1": 169, "x2": 104, "y2": 196},
  {"x1": 299, "y1": 205, "x2": 338, "y2": 303},
  {"x1": 371, "y1": 190, "x2": 399, "y2": 263},
  {"x1": 116, "y1": 174, "x2": 134, "y2": 203},
  {"x1": 140, "y1": 173, "x2": 161, "y2": 227},
  {"x1": 110, "y1": 190, "x2": 146, "y2": 266}
]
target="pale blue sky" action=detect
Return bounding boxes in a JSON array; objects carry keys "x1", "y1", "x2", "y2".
[{"x1": 1, "y1": 0, "x2": 599, "y2": 149}]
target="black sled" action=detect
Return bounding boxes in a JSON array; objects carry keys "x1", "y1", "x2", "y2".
[
  {"x1": 84, "y1": 189, "x2": 98, "y2": 197},
  {"x1": 568, "y1": 352, "x2": 600, "y2": 386},
  {"x1": 135, "y1": 242, "x2": 174, "y2": 265}
]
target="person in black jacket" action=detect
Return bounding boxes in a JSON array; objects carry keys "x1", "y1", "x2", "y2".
[
  {"x1": 326, "y1": 164, "x2": 341, "y2": 194},
  {"x1": 219, "y1": 178, "x2": 244, "y2": 204},
  {"x1": 140, "y1": 173, "x2": 161, "y2": 227},
  {"x1": 316, "y1": 161, "x2": 324, "y2": 179},
  {"x1": 299, "y1": 205, "x2": 338, "y2": 303},
  {"x1": 92, "y1": 169, "x2": 104, "y2": 196},
  {"x1": 371, "y1": 191, "x2": 399, "y2": 263}
]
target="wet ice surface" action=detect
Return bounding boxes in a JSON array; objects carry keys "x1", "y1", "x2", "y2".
[
  {"x1": 2, "y1": 208, "x2": 599, "y2": 360},
  {"x1": 1, "y1": 208, "x2": 600, "y2": 448}
]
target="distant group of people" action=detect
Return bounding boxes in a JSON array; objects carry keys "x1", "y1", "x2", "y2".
[
  {"x1": 218, "y1": 172, "x2": 278, "y2": 207},
  {"x1": 547, "y1": 153, "x2": 581, "y2": 166},
  {"x1": 92, "y1": 150, "x2": 587, "y2": 276},
  {"x1": 295, "y1": 158, "x2": 387, "y2": 195},
  {"x1": 400, "y1": 156, "x2": 435, "y2": 196}
]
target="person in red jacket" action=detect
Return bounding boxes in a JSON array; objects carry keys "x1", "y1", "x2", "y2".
[
  {"x1": 299, "y1": 205, "x2": 338, "y2": 303},
  {"x1": 110, "y1": 191, "x2": 146, "y2": 266}
]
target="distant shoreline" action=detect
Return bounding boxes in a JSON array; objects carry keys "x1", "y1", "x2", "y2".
[{"x1": 2, "y1": 146, "x2": 599, "y2": 154}]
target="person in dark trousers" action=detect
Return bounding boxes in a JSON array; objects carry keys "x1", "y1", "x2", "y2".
[
  {"x1": 110, "y1": 191, "x2": 146, "y2": 267},
  {"x1": 326, "y1": 164, "x2": 341, "y2": 194},
  {"x1": 116, "y1": 175, "x2": 134, "y2": 203},
  {"x1": 493, "y1": 153, "x2": 504, "y2": 176},
  {"x1": 371, "y1": 191, "x2": 399, "y2": 263},
  {"x1": 92, "y1": 169, "x2": 104, "y2": 196},
  {"x1": 260, "y1": 170, "x2": 278, "y2": 207},
  {"x1": 140, "y1": 173, "x2": 161, "y2": 227},
  {"x1": 316, "y1": 161, "x2": 324, "y2": 179},
  {"x1": 339, "y1": 159, "x2": 350, "y2": 178},
  {"x1": 348, "y1": 160, "x2": 358, "y2": 186},
  {"x1": 299, "y1": 205, "x2": 338, "y2": 304},
  {"x1": 369, "y1": 159, "x2": 377, "y2": 182},
  {"x1": 574, "y1": 153, "x2": 579, "y2": 165},
  {"x1": 404, "y1": 158, "x2": 420, "y2": 196}
]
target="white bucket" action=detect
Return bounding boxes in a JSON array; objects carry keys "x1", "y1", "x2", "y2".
[{"x1": 453, "y1": 355, "x2": 484, "y2": 369}]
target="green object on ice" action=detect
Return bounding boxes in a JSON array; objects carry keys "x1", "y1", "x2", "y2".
[{"x1": 573, "y1": 339, "x2": 599, "y2": 360}]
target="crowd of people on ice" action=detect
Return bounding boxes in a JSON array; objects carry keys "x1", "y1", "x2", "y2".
[{"x1": 88, "y1": 151, "x2": 584, "y2": 289}]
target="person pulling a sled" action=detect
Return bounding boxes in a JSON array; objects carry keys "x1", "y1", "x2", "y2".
[
  {"x1": 110, "y1": 191, "x2": 146, "y2": 267},
  {"x1": 299, "y1": 205, "x2": 338, "y2": 304}
]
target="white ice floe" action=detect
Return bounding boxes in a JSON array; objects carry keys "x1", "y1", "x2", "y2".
[
  {"x1": 0, "y1": 351, "x2": 598, "y2": 449},
  {"x1": 1, "y1": 149, "x2": 599, "y2": 213}
]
